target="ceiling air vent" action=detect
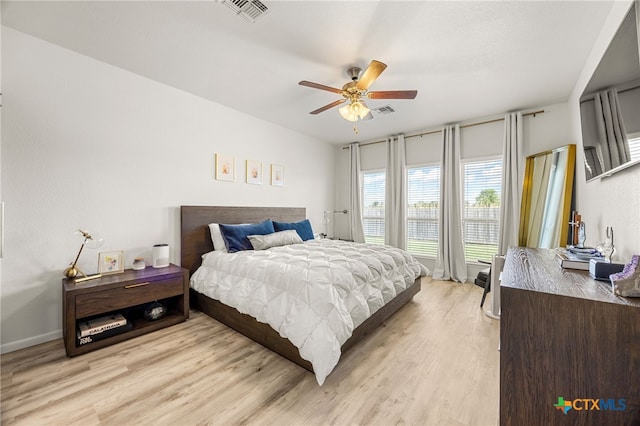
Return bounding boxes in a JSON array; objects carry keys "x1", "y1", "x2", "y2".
[
  {"x1": 373, "y1": 105, "x2": 396, "y2": 115},
  {"x1": 222, "y1": 0, "x2": 270, "y2": 23}
]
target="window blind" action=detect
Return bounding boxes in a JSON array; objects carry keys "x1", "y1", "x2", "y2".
[
  {"x1": 628, "y1": 134, "x2": 640, "y2": 161},
  {"x1": 407, "y1": 165, "x2": 440, "y2": 257},
  {"x1": 362, "y1": 171, "x2": 385, "y2": 244},
  {"x1": 463, "y1": 158, "x2": 502, "y2": 262}
]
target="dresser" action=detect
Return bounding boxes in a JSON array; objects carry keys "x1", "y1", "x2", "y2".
[{"x1": 500, "y1": 247, "x2": 640, "y2": 425}]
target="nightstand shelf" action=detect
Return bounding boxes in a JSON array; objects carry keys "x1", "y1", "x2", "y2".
[{"x1": 63, "y1": 264, "x2": 189, "y2": 356}]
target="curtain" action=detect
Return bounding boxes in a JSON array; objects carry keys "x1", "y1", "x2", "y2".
[
  {"x1": 498, "y1": 112, "x2": 524, "y2": 255},
  {"x1": 349, "y1": 143, "x2": 365, "y2": 243},
  {"x1": 385, "y1": 135, "x2": 407, "y2": 249},
  {"x1": 594, "y1": 88, "x2": 630, "y2": 171},
  {"x1": 433, "y1": 124, "x2": 467, "y2": 283}
]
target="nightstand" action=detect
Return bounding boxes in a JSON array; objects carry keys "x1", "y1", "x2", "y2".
[{"x1": 62, "y1": 264, "x2": 189, "y2": 356}]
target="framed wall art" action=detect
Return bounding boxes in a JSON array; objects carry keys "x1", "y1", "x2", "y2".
[
  {"x1": 215, "y1": 154, "x2": 235, "y2": 182},
  {"x1": 98, "y1": 251, "x2": 124, "y2": 275},
  {"x1": 271, "y1": 164, "x2": 284, "y2": 186},
  {"x1": 246, "y1": 160, "x2": 263, "y2": 185}
]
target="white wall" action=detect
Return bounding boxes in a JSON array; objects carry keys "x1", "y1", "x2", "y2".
[
  {"x1": 1, "y1": 27, "x2": 337, "y2": 352},
  {"x1": 570, "y1": 0, "x2": 640, "y2": 261},
  {"x1": 334, "y1": 102, "x2": 573, "y2": 278},
  {"x1": 523, "y1": 103, "x2": 574, "y2": 156}
]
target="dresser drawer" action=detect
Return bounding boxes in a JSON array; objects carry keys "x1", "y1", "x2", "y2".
[{"x1": 75, "y1": 276, "x2": 184, "y2": 318}]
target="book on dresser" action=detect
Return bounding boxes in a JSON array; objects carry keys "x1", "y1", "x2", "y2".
[
  {"x1": 76, "y1": 322, "x2": 133, "y2": 346},
  {"x1": 556, "y1": 252, "x2": 589, "y2": 270},
  {"x1": 556, "y1": 246, "x2": 604, "y2": 271},
  {"x1": 78, "y1": 313, "x2": 127, "y2": 337}
]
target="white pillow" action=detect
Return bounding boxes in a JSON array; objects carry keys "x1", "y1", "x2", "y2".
[
  {"x1": 208, "y1": 223, "x2": 227, "y2": 252},
  {"x1": 247, "y1": 230, "x2": 303, "y2": 250}
]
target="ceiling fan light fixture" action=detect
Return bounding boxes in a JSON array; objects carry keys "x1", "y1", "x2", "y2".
[
  {"x1": 339, "y1": 100, "x2": 370, "y2": 122},
  {"x1": 338, "y1": 103, "x2": 357, "y2": 122},
  {"x1": 353, "y1": 100, "x2": 370, "y2": 119}
]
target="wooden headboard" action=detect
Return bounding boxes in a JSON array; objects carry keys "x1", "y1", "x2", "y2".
[{"x1": 180, "y1": 206, "x2": 306, "y2": 277}]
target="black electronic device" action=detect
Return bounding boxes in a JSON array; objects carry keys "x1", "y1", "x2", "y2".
[{"x1": 589, "y1": 259, "x2": 625, "y2": 281}]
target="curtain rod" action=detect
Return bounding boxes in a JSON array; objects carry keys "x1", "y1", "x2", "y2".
[{"x1": 341, "y1": 109, "x2": 545, "y2": 149}]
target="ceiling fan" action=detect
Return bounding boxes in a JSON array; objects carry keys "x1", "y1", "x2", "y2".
[{"x1": 299, "y1": 60, "x2": 418, "y2": 133}]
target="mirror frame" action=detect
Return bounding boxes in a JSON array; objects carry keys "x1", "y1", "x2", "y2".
[{"x1": 518, "y1": 144, "x2": 576, "y2": 248}]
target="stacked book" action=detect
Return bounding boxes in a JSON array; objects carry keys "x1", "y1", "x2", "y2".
[
  {"x1": 556, "y1": 247, "x2": 604, "y2": 270},
  {"x1": 76, "y1": 313, "x2": 132, "y2": 346}
]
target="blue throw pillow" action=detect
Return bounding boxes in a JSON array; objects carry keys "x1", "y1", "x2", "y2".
[
  {"x1": 273, "y1": 219, "x2": 314, "y2": 241},
  {"x1": 219, "y1": 219, "x2": 275, "y2": 253}
]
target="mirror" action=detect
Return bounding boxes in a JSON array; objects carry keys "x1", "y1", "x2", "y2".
[
  {"x1": 580, "y1": 3, "x2": 640, "y2": 181},
  {"x1": 519, "y1": 144, "x2": 576, "y2": 248}
]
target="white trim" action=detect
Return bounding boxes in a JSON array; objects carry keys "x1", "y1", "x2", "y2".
[
  {"x1": 461, "y1": 154, "x2": 502, "y2": 165},
  {"x1": 1, "y1": 329, "x2": 62, "y2": 354},
  {"x1": 406, "y1": 160, "x2": 440, "y2": 169},
  {"x1": 359, "y1": 167, "x2": 385, "y2": 173}
]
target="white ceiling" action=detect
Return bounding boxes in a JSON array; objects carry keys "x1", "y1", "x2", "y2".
[{"x1": 2, "y1": 1, "x2": 617, "y2": 145}]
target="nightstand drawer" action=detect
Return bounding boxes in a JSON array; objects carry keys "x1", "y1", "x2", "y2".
[{"x1": 75, "y1": 276, "x2": 184, "y2": 318}]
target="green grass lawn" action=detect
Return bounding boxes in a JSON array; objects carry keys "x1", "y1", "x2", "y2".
[{"x1": 364, "y1": 236, "x2": 497, "y2": 262}]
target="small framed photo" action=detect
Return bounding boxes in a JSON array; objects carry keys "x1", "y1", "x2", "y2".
[
  {"x1": 246, "y1": 160, "x2": 262, "y2": 185},
  {"x1": 271, "y1": 164, "x2": 284, "y2": 186},
  {"x1": 215, "y1": 154, "x2": 235, "y2": 182},
  {"x1": 98, "y1": 251, "x2": 124, "y2": 275}
]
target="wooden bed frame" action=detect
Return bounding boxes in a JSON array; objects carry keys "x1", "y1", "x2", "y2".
[{"x1": 180, "y1": 205, "x2": 421, "y2": 373}]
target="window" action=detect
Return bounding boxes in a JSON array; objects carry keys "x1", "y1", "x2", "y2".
[
  {"x1": 463, "y1": 158, "x2": 502, "y2": 262},
  {"x1": 407, "y1": 164, "x2": 440, "y2": 257},
  {"x1": 362, "y1": 170, "x2": 385, "y2": 244}
]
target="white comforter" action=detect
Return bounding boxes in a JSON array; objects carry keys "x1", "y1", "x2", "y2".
[{"x1": 190, "y1": 239, "x2": 428, "y2": 385}]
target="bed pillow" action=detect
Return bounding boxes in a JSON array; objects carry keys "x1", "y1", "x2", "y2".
[
  {"x1": 248, "y1": 230, "x2": 303, "y2": 251},
  {"x1": 208, "y1": 223, "x2": 228, "y2": 253},
  {"x1": 273, "y1": 219, "x2": 314, "y2": 241},
  {"x1": 219, "y1": 219, "x2": 275, "y2": 253},
  {"x1": 209, "y1": 222, "x2": 253, "y2": 252}
]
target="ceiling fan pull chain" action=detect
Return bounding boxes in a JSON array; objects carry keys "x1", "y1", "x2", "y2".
[{"x1": 353, "y1": 122, "x2": 359, "y2": 134}]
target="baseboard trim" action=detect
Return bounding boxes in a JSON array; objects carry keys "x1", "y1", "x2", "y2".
[{"x1": 1, "y1": 329, "x2": 62, "y2": 354}]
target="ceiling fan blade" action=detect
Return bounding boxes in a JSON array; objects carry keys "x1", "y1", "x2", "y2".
[
  {"x1": 368, "y1": 90, "x2": 418, "y2": 99},
  {"x1": 356, "y1": 60, "x2": 387, "y2": 91},
  {"x1": 309, "y1": 99, "x2": 346, "y2": 115},
  {"x1": 299, "y1": 80, "x2": 343, "y2": 95}
]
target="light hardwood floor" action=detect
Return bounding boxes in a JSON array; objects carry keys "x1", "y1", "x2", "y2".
[{"x1": 1, "y1": 278, "x2": 500, "y2": 425}]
